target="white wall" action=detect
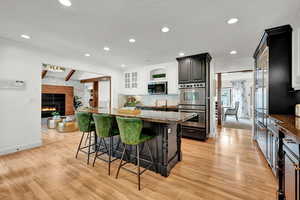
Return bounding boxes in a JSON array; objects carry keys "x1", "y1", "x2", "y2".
[
  {"x1": 214, "y1": 57, "x2": 254, "y2": 73},
  {"x1": 209, "y1": 60, "x2": 216, "y2": 137},
  {"x1": 99, "y1": 80, "x2": 110, "y2": 108},
  {"x1": 121, "y1": 62, "x2": 178, "y2": 95},
  {"x1": 0, "y1": 38, "x2": 122, "y2": 155}
]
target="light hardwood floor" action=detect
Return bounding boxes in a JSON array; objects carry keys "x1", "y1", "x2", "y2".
[{"x1": 0, "y1": 128, "x2": 276, "y2": 200}]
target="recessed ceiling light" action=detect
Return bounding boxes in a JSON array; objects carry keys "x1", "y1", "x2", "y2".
[
  {"x1": 58, "y1": 0, "x2": 72, "y2": 7},
  {"x1": 21, "y1": 34, "x2": 31, "y2": 39},
  {"x1": 121, "y1": 64, "x2": 126, "y2": 68},
  {"x1": 161, "y1": 27, "x2": 170, "y2": 33},
  {"x1": 129, "y1": 38, "x2": 136, "y2": 43},
  {"x1": 103, "y1": 46, "x2": 110, "y2": 51},
  {"x1": 227, "y1": 18, "x2": 239, "y2": 24},
  {"x1": 179, "y1": 52, "x2": 185, "y2": 57},
  {"x1": 84, "y1": 53, "x2": 91, "y2": 57},
  {"x1": 230, "y1": 50, "x2": 237, "y2": 55}
]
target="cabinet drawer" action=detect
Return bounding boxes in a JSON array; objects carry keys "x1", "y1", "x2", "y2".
[{"x1": 182, "y1": 127, "x2": 206, "y2": 140}]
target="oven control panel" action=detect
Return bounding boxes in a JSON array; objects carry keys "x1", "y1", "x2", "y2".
[{"x1": 179, "y1": 83, "x2": 205, "y2": 89}]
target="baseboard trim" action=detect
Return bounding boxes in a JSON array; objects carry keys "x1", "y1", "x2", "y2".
[{"x1": 0, "y1": 141, "x2": 42, "y2": 156}]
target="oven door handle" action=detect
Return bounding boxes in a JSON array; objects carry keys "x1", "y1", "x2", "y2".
[{"x1": 179, "y1": 109, "x2": 205, "y2": 113}]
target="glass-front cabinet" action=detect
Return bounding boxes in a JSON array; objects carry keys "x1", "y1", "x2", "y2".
[{"x1": 255, "y1": 45, "x2": 269, "y2": 127}]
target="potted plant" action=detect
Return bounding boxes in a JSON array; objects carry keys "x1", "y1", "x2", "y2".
[
  {"x1": 51, "y1": 111, "x2": 61, "y2": 120},
  {"x1": 73, "y1": 96, "x2": 83, "y2": 111},
  {"x1": 124, "y1": 96, "x2": 141, "y2": 107}
]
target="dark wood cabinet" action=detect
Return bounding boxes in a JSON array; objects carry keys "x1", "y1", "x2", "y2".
[
  {"x1": 178, "y1": 58, "x2": 191, "y2": 83},
  {"x1": 190, "y1": 58, "x2": 205, "y2": 82},
  {"x1": 253, "y1": 25, "x2": 296, "y2": 199},
  {"x1": 177, "y1": 54, "x2": 210, "y2": 84}
]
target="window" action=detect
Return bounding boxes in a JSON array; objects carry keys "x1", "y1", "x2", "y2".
[
  {"x1": 221, "y1": 88, "x2": 232, "y2": 107},
  {"x1": 131, "y1": 72, "x2": 137, "y2": 88},
  {"x1": 125, "y1": 73, "x2": 130, "y2": 88},
  {"x1": 124, "y1": 72, "x2": 138, "y2": 88}
]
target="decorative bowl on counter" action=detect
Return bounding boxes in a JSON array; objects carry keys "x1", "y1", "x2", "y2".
[{"x1": 117, "y1": 108, "x2": 141, "y2": 115}]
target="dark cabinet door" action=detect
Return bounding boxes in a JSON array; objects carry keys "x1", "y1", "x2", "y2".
[
  {"x1": 284, "y1": 146, "x2": 300, "y2": 200},
  {"x1": 178, "y1": 58, "x2": 191, "y2": 83},
  {"x1": 190, "y1": 58, "x2": 205, "y2": 82}
]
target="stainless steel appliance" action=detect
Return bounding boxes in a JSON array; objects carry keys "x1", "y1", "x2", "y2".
[
  {"x1": 179, "y1": 83, "x2": 205, "y2": 105},
  {"x1": 178, "y1": 105, "x2": 205, "y2": 124},
  {"x1": 179, "y1": 83, "x2": 208, "y2": 140},
  {"x1": 148, "y1": 82, "x2": 168, "y2": 95}
]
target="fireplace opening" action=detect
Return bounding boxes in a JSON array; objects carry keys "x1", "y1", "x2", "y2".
[{"x1": 42, "y1": 93, "x2": 66, "y2": 118}]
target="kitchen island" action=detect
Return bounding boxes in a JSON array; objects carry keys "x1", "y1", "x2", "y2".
[{"x1": 83, "y1": 108, "x2": 197, "y2": 177}]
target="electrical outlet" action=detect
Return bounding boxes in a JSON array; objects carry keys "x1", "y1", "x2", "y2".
[
  {"x1": 168, "y1": 128, "x2": 171, "y2": 134},
  {"x1": 16, "y1": 145, "x2": 21, "y2": 151}
]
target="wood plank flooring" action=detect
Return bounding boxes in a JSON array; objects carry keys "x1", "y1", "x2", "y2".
[{"x1": 0, "y1": 128, "x2": 276, "y2": 200}]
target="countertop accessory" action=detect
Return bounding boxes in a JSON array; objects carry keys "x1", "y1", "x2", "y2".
[{"x1": 118, "y1": 108, "x2": 141, "y2": 115}]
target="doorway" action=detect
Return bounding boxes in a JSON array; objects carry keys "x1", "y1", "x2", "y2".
[{"x1": 216, "y1": 70, "x2": 253, "y2": 130}]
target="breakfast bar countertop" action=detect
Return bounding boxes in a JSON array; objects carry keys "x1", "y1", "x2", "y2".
[{"x1": 80, "y1": 108, "x2": 197, "y2": 124}]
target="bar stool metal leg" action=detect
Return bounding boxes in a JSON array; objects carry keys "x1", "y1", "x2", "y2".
[
  {"x1": 87, "y1": 132, "x2": 92, "y2": 164},
  {"x1": 116, "y1": 144, "x2": 127, "y2": 179},
  {"x1": 108, "y1": 136, "x2": 112, "y2": 175},
  {"x1": 93, "y1": 138, "x2": 103, "y2": 167},
  {"x1": 137, "y1": 144, "x2": 140, "y2": 190},
  {"x1": 75, "y1": 132, "x2": 85, "y2": 158}
]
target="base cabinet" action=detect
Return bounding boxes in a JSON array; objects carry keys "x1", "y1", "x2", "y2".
[
  {"x1": 283, "y1": 144, "x2": 300, "y2": 200},
  {"x1": 256, "y1": 122, "x2": 267, "y2": 157}
]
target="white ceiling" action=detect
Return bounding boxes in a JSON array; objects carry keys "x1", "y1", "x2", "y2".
[
  {"x1": 44, "y1": 67, "x2": 103, "y2": 81},
  {"x1": 222, "y1": 71, "x2": 253, "y2": 81},
  {"x1": 1, "y1": 0, "x2": 299, "y2": 69}
]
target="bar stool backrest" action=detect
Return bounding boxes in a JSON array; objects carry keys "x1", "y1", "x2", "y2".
[
  {"x1": 116, "y1": 117, "x2": 143, "y2": 145},
  {"x1": 92, "y1": 114, "x2": 113, "y2": 138},
  {"x1": 76, "y1": 112, "x2": 92, "y2": 132}
]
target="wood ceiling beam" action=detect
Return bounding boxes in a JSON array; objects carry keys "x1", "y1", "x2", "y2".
[
  {"x1": 80, "y1": 76, "x2": 111, "y2": 83},
  {"x1": 42, "y1": 70, "x2": 48, "y2": 79},
  {"x1": 65, "y1": 70, "x2": 76, "y2": 81}
]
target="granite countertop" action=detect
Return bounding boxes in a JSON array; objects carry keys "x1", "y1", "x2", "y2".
[
  {"x1": 82, "y1": 108, "x2": 196, "y2": 124},
  {"x1": 269, "y1": 114, "x2": 300, "y2": 141}
]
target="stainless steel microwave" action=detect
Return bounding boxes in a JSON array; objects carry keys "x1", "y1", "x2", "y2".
[{"x1": 148, "y1": 82, "x2": 168, "y2": 95}]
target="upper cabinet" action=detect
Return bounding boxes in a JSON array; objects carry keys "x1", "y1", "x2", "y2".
[
  {"x1": 178, "y1": 58, "x2": 190, "y2": 83},
  {"x1": 177, "y1": 53, "x2": 211, "y2": 84},
  {"x1": 292, "y1": 27, "x2": 300, "y2": 90},
  {"x1": 191, "y1": 57, "x2": 206, "y2": 82}
]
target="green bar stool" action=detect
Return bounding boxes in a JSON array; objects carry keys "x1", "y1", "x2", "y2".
[
  {"x1": 92, "y1": 114, "x2": 120, "y2": 175},
  {"x1": 115, "y1": 117, "x2": 156, "y2": 190},
  {"x1": 75, "y1": 112, "x2": 96, "y2": 164}
]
